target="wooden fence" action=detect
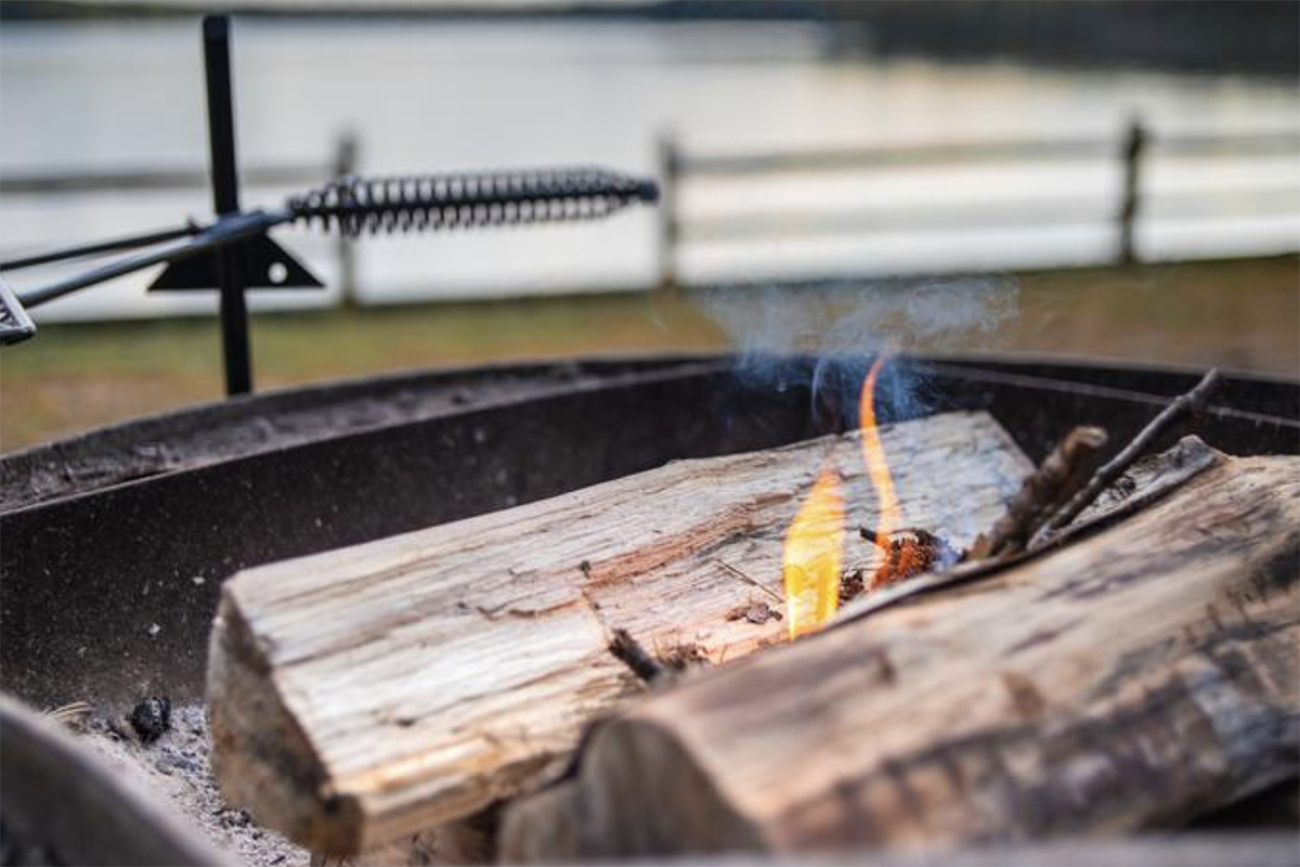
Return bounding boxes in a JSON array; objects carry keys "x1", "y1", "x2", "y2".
[
  {"x1": 655, "y1": 121, "x2": 1300, "y2": 288},
  {"x1": 4, "y1": 124, "x2": 1296, "y2": 302}
]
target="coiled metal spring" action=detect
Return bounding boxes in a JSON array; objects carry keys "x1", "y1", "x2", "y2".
[{"x1": 289, "y1": 167, "x2": 658, "y2": 237}]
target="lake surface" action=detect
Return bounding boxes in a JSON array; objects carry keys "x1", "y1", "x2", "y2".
[{"x1": 1, "y1": 18, "x2": 1297, "y2": 321}]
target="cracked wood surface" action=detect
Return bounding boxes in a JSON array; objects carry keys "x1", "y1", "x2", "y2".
[
  {"x1": 500, "y1": 450, "x2": 1300, "y2": 860},
  {"x1": 206, "y1": 410, "x2": 1031, "y2": 855}
]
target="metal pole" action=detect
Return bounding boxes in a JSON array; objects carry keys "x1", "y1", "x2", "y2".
[
  {"x1": 1118, "y1": 118, "x2": 1146, "y2": 266},
  {"x1": 0, "y1": 222, "x2": 199, "y2": 273},
  {"x1": 203, "y1": 14, "x2": 253, "y2": 395},
  {"x1": 17, "y1": 209, "x2": 289, "y2": 309}
]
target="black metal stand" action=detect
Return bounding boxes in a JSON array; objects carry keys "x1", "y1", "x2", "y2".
[
  {"x1": 203, "y1": 15, "x2": 253, "y2": 396},
  {"x1": 0, "y1": 13, "x2": 653, "y2": 383}
]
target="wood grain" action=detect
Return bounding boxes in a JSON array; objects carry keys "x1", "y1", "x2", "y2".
[
  {"x1": 501, "y1": 450, "x2": 1300, "y2": 860},
  {"x1": 508, "y1": 833, "x2": 1300, "y2": 867},
  {"x1": 208, "y1": 411, "x2": 1031, "y2": 855}
]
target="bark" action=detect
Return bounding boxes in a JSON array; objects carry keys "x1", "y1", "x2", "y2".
[
  {"x1": 502, "y1": 832, "x2": 1300, "y2": 867},
  {"x1": 501, "y1": 449, "x2": 1300, "y2": 860}
]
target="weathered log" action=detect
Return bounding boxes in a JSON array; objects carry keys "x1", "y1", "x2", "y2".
[
  {"x1": 501, "y1": 449, "x2": 1300, "y2": 860},
  {"x1": 501, "y1": 837, "x2": 1300, "y2": 867},
  {"x1": 351, "y1": 837, "x2": 1300, "y2": 867},
  {"x1": 207, "y1": 411, "x2": 1031, "y2": 855}
]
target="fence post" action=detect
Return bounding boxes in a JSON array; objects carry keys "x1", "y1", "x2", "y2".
[
  {"x1": 656, "y1": 131, "x2": 680, "y2": 291},
  {"x1": 1118, "y1": 118, "x2": 1146, "y2": 265},
  {"x1": 333, "y1": 130, "x2": 360, "y2": 308}
]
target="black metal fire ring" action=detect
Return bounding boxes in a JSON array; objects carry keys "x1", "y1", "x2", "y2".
[{"x1": 0, "y1": 353, "x2": 1295, "y2": 710}]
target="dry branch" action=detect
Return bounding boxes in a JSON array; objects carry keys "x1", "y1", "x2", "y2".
[
  {"x1": 207, "y1": 411, "x2": 1031, "y2": 856},
  {"x1": 967, "y1": 425, "x2": 1108, "y2": 559},
  {"x1": 1033, "y1": 367, "x2": 1222, "y2": 543},
  {"x1": 502, "y1": 447, "x2": 1300, "y2": 860}
]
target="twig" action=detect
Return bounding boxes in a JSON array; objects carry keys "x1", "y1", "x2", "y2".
[
  {"x1": 608, "y1": 628, "x2": 665, "y2": 683},
  {"x1": 1031, "y1": 368, "x2": 1222, "y2": 546},
  {"x1": 713, "y1": 559, "x2": 782, "y2": 603},
  {"x1": 968, "y1": 425, "x2": 1108, "y2": 559},
  {"x1": 859, "y1": 526, "x2": 889, "y2": 550},
  {"x1": 859, "y1": 526, "x2": 935, "y2": 549},
  {"x1": 44, "y1": 700, "x2": 94, "y2": 729},
  {"x1": 836, "y1": 436, "x2": 1219, "y2": 631}
]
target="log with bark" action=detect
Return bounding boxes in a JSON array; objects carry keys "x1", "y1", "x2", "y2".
[
  {"x1": 207, "y1": 410, "x2": 1032, "y2": 856},
  {"x1": 500, "y1": 445, "x2": 1300, "y2": 860}
]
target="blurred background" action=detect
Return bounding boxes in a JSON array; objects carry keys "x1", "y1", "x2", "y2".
[{"x1": 1, "y1": 0, "x2": 1297, "y2": 450}]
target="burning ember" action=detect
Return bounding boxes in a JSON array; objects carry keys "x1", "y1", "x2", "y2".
[
  {"x1": 782, "y1": 355, "x2": 955, "y2": 639},
  {"x1": 861, "y1": 526, "x2": 958, "y2": 589}
]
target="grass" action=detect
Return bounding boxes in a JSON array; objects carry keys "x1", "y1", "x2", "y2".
[{"x1": 2, "y1": 255, "x2": 1296, "y2": 452}]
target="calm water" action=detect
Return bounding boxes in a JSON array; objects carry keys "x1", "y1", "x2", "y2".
[{"x1": 2, "y1": 18, "x2": 1297, "y2": 321}]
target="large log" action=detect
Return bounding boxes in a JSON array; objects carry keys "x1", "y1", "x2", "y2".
[
  {"x1": 491, "y1": 837, "x2": 1300, "y2": 867},
  {"x1": 207, "y1": 410, "x2": 1032, "y2": 855},
  {"x1": 501, "y1": 449, "x2": 1300, "y2": 860}
]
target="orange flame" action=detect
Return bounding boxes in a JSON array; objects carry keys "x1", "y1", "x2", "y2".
[
  {"x1": 859, "y1": 355, "x2": 901, "y2": 541},
  {"x1": 782, "y1": 468, "x2": 846, "y2": 640}
]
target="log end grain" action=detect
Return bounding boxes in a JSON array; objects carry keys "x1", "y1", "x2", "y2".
[{"x1": 208, "y1": 595, "x2": 366, "y2": 855}]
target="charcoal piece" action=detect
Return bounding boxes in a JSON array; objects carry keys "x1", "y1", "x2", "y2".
[{"x1": 128, "y1": 697, "x2": 171, "y2": 744}]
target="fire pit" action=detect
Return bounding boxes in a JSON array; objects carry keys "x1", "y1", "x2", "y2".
[{"x1": 1, "y1": 352, "x2": 1296, "y2": 865}]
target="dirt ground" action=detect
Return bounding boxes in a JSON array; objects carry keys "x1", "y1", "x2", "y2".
[{"x1": 2, "y1": 255, "x2": 1296, "y2": 452}]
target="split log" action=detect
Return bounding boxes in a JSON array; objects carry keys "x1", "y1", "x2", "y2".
[
  {"x1": 500, "y1": 834, "x2": 1300, "y2": 867},
  {"x1": 501, "y1": 448, "x2": 1300, "y2": 860},
  {"x1": 207, "y1": 410, "x2": 1032, "y2": 855}
]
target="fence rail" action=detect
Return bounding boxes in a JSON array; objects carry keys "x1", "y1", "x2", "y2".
[
  {"x1": 656, "y1": 122, "x2": 1300, "y2": 287},
  {"x1": 0, "y1": 164, "x2": 331, "y2": 196}
]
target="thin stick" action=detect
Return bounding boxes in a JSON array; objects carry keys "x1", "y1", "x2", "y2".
[
  {"x1": 713, "y1": 559, "x2": 782, "y2": 603},
  {"x1": 968, "y1": 425, "x2": 1108, "y2": 559},
  {"x1": 1032, "y1": 368, "x2": 1222, "y2": 545},
  {"x1": 859, "y1": 526, "x2": 934, "y2": 550},
  {"x1": 859, "y1": 526, "x2": 890, "y2": 550},
  {"x1": 608, "y1": 628, "x2": 665, "y2": 683}
]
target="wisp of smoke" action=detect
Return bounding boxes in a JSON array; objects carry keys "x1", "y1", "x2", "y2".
[{"x1": 693, "y1": 274, "x2": 1020, "y2": 425}]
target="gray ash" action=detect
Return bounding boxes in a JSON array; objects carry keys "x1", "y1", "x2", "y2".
[{"x1": 80, "y1": 703, "x2": 307, "y2": 867}]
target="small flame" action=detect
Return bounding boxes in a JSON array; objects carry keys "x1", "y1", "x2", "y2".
[
  {"x1": 779, "y1": 355, "x2": 905, "y2": 638},
  {"x1": 860, "y1": 355, "x2": 933, "y2": 590},
  {"x1": 782, "y1": 468, "x2": 846, "y2": 640},
  {"x1": 859, "y1": 355, "x2": 901, "y2": 541}
]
